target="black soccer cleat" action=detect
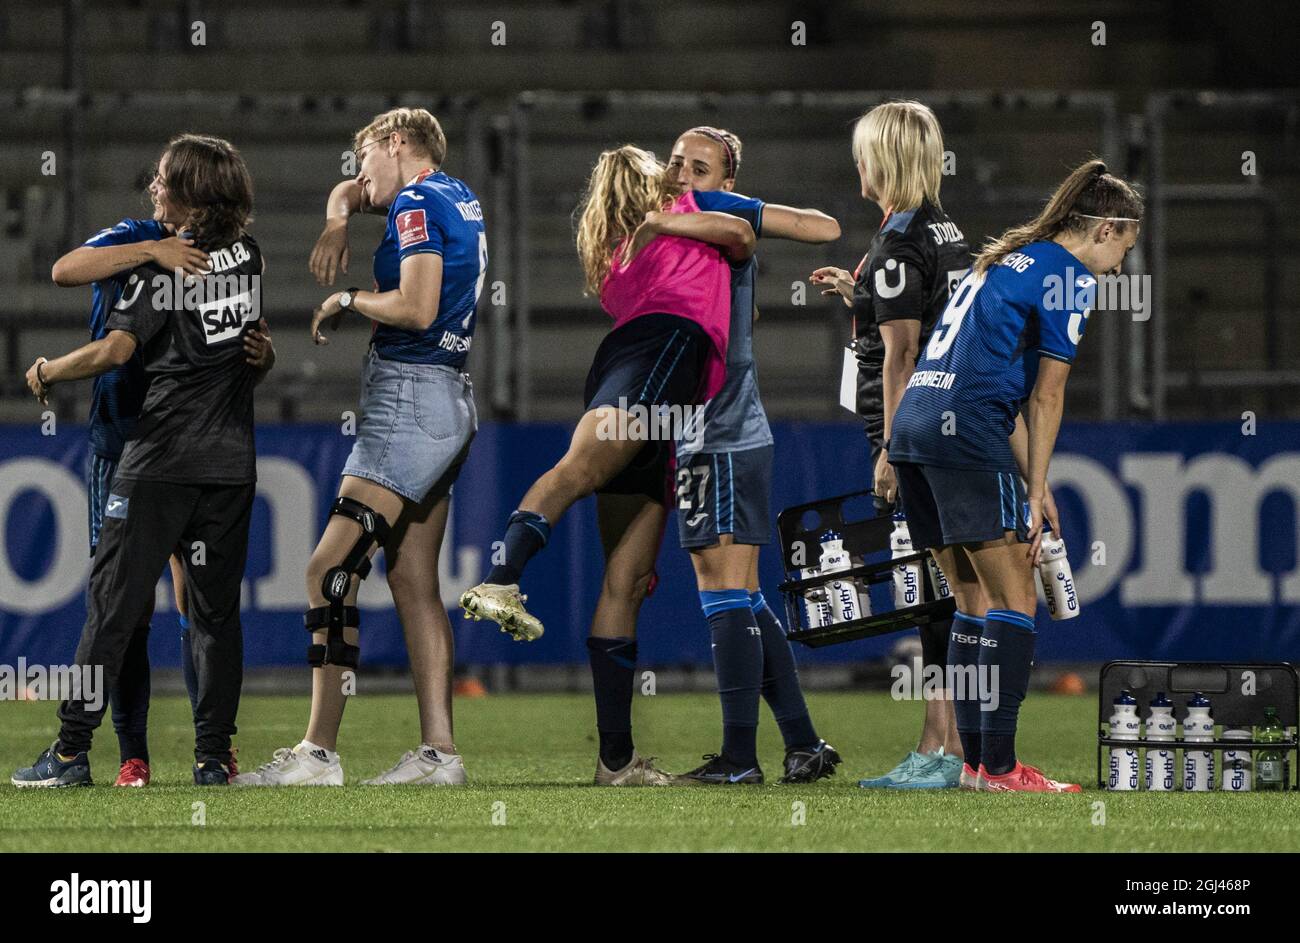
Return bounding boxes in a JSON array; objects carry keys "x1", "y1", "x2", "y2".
[
  {"x1": 778, "y1": 739, "x2": 842, "y2": 784},
  {"x1": 680, "y1": 753, "x2": 764, "y2": 785}
]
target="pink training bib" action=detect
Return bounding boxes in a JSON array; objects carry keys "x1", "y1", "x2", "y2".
[{"x1": 599, "y1": 191, "x2": 732, "y2": 401}]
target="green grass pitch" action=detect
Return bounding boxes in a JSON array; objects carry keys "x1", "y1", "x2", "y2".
[{"x1": 2, "y1": 691, "x2": 1297, "y2": 852}]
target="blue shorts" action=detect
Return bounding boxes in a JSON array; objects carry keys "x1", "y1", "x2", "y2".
[
  {"x1": 893, "y1": 462, "x2": 1029, "y2": 550},
  {"x1": 87, "y1": 453, "x2": 119, "y2": 555},
  {"x1": 341, "y1": 349, "x2": 478, "y2": 504},
  {"x1": 584, "y1": 313, "x2": 709, "y2": 501},
  {"x1": 675, "y1": 446, "x2": 774, "y2": 549}
]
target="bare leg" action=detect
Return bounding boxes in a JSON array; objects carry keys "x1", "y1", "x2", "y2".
[
  {"x1": 689, "y1": 535, "x2": 758, "y2": 591},
  {"x1": 590, "y1": 493, "x2": 665, "y2": 641},
  {"x1": 303, "y1": 476, "x2": 406, "y2": 752},
  {"x1": 518, "y1": 408, "x2": 647, "y2": 526},
  {"x1": 385, "y1": 491, "x2": 455, "y2": 752}
]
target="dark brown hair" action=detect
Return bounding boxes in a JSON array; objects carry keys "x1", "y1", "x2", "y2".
[
  {"x1": 161, "y1": 133, "x2": 254, "y2": 248},
  {"x1": 974, "y1": 158, "x2": 1143, "y2": 273}
]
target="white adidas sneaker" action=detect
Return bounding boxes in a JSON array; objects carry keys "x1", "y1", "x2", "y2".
[
  {"x1": 230, "y1": 742, "x2": 344, "y2": 787},
  {"x1": 361, "y1": 746, "x2": 468, "y2": 785}
]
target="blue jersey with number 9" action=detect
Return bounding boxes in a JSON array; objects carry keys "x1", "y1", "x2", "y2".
[
  {"x1": 889, "y1": 239, "x2": 1095, "y2": 472},
  {"x1": 371, "y1": 169, "x2": 486, "y2": 366}
]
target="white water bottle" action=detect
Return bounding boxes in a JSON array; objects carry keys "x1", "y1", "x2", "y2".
[
  {"x1": 819, "y1": 531, "x2": 863, "y2": 623},
  {"x1": 1144, "y1": 692, "x2": 1176, "y2": 792},
  {"x1": 1221, "y1": 726, "x2": 1252, "y2": 792},
  {"x1": 926, "y1": 556, "x2": 952, "y2": 599},
  {"x1": 799, "y1": 566, "x2": 834, "y2": 629},
  {"x1": 890, "y1": 514, "x2": 923, "y2": 610},
  {"x1": 1038, "y1": 525, "x2": 1080, "y2": 620},
  {"x1": 1107, "y1": 690, "x2": 1140, "y2": 791},
  {"x1": 1182, "y1": 693, "x2": 1215, "y2": 792}
]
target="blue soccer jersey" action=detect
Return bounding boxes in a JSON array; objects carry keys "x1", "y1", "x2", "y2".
[
  {"x1": 82, "y1": 217, "x2": 167, "y2": 459},
  {"x1": 370, "y1": 169, "x2": 486, "y2": 367},
  {"x1": 676, "y1": 189, "x2": 773, "y2": 457},
  {"x1": 889, "y1": 240, "x2": 1095, "y2": 472}
]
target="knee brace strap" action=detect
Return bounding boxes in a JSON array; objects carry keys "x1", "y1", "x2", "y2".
[{"x1": 305, "y1": 605, "x2": 361, "y2": 669}]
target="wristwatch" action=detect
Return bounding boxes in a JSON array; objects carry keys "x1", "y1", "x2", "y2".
[{"x1": 339, "y1": 287, "x2": 360, "y2": 310}]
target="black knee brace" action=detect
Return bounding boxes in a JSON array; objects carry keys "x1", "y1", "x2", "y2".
[{"x1": 304, "y1": 497, "x2": 391, "y2": 669}]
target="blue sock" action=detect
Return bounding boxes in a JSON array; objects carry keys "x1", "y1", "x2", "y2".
[
  {"x1": 179, "y1": 613, "x2": 200, "y2": 717},
  {"x1": 751, "y1": 591, "x2": 818, "y2": 752},
  {"x1": 979, "y1": 609, "x2": 1037, "y2": 776},
  {"x1": 702, "y1": 589, "x2": 763, "y2": 768},
  {"x1": 587, "y1": 636, "x2": 637, "y2": 771},
  {"x1": 947, "y1": 611, "x2": 986, "y2": 771},
  {"x1": 485, "y1": 510, "x2": 551, "y2": 586}
]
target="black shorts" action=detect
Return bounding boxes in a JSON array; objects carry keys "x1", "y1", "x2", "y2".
[
  {"x1": 585, "y1": 313, "x2": 709, "y2": 501},
  {"x1": 893, "y1": 461, "x2": 1029, "y2": 550},
  {"x1": 676, "y1": 446, "x2": 774, "y2": 549}
]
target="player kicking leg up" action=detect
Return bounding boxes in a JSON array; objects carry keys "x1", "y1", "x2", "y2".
[
  {"x1": 234, "y1": 107, "x2": 481, "y2": 787},
  {"x1": 461, "y1": 145, "x2": 753, "y2": 642}
]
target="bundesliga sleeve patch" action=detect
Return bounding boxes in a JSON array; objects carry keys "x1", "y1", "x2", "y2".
[{"x1": 396, "y1": 209, "x2": 429, "y2": 249}]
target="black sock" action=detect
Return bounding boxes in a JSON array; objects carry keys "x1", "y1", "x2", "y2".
[
  {"x1": 979, "y1": 609, "x2": 1037, "y2": 776},
  {"x1": 587, "y1": 636, "x2": 637, "y2": 770},
  {"x1": 485, "y1": 510, "x2": 551, "y2": 586},
  {"x1": 111, "y1": 622, "x2": 152, "y2": 765},
  {"x1": 751, "y1": 592, "x2": 818, "y2": 752},
  {"x1": 703, "y1": 590, "x2": 763, "y2": 769},
  {"x1": 948, "y1": 611, "x2": 985, "y2": 771}
]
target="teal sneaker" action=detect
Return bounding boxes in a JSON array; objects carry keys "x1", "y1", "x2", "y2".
[
  {"x1": 937, "y1": 750, "x2": 963, "y2": 787},
  {"x1": 858, "y1": 750, "x2": 954, "y2": 789}
]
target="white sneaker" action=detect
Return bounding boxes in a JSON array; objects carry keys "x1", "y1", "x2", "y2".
[
  {"x1": 230, "y1": 742, "x2": 344, "y2": 787},
  {"x1": 361, "y1": 745, "x2": 468, "y2": 785}
]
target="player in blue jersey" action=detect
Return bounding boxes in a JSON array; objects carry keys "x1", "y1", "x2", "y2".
[
  {"x1": 235, "y1": 108, "x2": 485, "y2": 787},
  {"x1": 812, "y1": 101, "x2": 971, "y2": 789},
  {"x1": 42, "y1": 178, "x2": 229, "y2": 787},
  {"x1": 890, "y1": 159, "x2": 1142, "y2": 792},
  {"x1": 661, "y1": 128, "x2": 845, "y2": 785}
]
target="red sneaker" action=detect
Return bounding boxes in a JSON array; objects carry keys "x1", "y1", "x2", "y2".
[
  {"x1": 959, "y1": 763, "x2": 980, "y2": 790},
  {"x1": 114, "y1": 758, "x2": 150, "y2": 787},
  {"x1": 228, "y1": 746, "x2": 239, "y2": 779},
  {"x1": 980, "y1": 761, "x2": 1081, "y2": 793}
]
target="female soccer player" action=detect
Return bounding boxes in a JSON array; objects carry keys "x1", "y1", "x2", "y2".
[
  {"x1": 459, "y1": 147, "x2": 752, "y2": 660},
  {"x1": 569, "y1": 129, "x2": 844, "y2": 787},
  {"x1": 811, "y1": 101, "x2": 971, "y2": 789},
  {"x1": 889, "y1": 158, "x2": 1142, "y2": 792},
  {"x1": 235, "y1": 107, "x2": 484, "y2": 787},
  {"x1": 46, "y1": 197, "x2": 211, "y2": 787},
  {"x1": 14, "y1": 134, "x2": 268, "y2": 787},
  {"x1": 662, "y1": 128, "x2": 843, "y2": 785}
]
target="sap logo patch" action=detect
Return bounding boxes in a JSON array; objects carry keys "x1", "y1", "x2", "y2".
[
  {"x1": 396, "y1": 209, "x2": 428, "y2": 249},
  {"x1": 105, "y1": 494, "x2": 129, "y2": 520}
]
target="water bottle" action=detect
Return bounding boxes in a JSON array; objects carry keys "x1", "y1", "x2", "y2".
[
  {"x1": 819, "y1": 531, "x2": 863, "y2": 623},
  {"x1": 1255, "y1": 707, "x2": 1286, "y2": 791},
  {"x1": 890, "y1": 514, "x2": 922, "y2": 610},
  {"x1": 1220, "y1": 726, "x2": 1252, "y2": 792},
  {"x1": 798, "y1": 566, "x2": 834, "y2": 629},
  {"x1": 1182, "y1": 693, "x2": 1215, "y2": 792},
  {"x1": 1107, "y1": 690, "x2": 1140, "y2": 791},
  {"x1": 925, "y1": 556, "x2": 952, "y2": 599},
  {"x1": 1038, "y1": 525, "x2": 1080, "y2": 620},
  {"x1": 1144, "y1": 692, "x2": 1176, "y2": 792}
]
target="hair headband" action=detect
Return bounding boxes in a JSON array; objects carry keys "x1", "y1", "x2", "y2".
[{"x1": 690, "y1": 128, "x2": 737, "y2": 179}]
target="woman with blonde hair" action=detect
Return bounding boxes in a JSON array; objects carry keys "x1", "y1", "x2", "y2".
[
  {"x1": 890, "y1": 158, "x2": 1142, "y2": 791},
  {"x1": 236, "y1": 107, "x2": 485, "y2": 787},
  {"x1": 811, "y1": 100, "x2": 972, "y2": 789},
  {"x1": 460, "y1": 146, "x2": 755, "y2": 684}
]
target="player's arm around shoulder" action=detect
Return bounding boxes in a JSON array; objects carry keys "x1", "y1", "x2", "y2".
[
  {"x1": 757, "y1": 203, "x2": 841, "y2": 244},
  {"x1": 635, "y1": 209, "x2": 756, "y2": 262},
  {"x1": 52, "y1": 227, "x2": 208, "y2": 287}
]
